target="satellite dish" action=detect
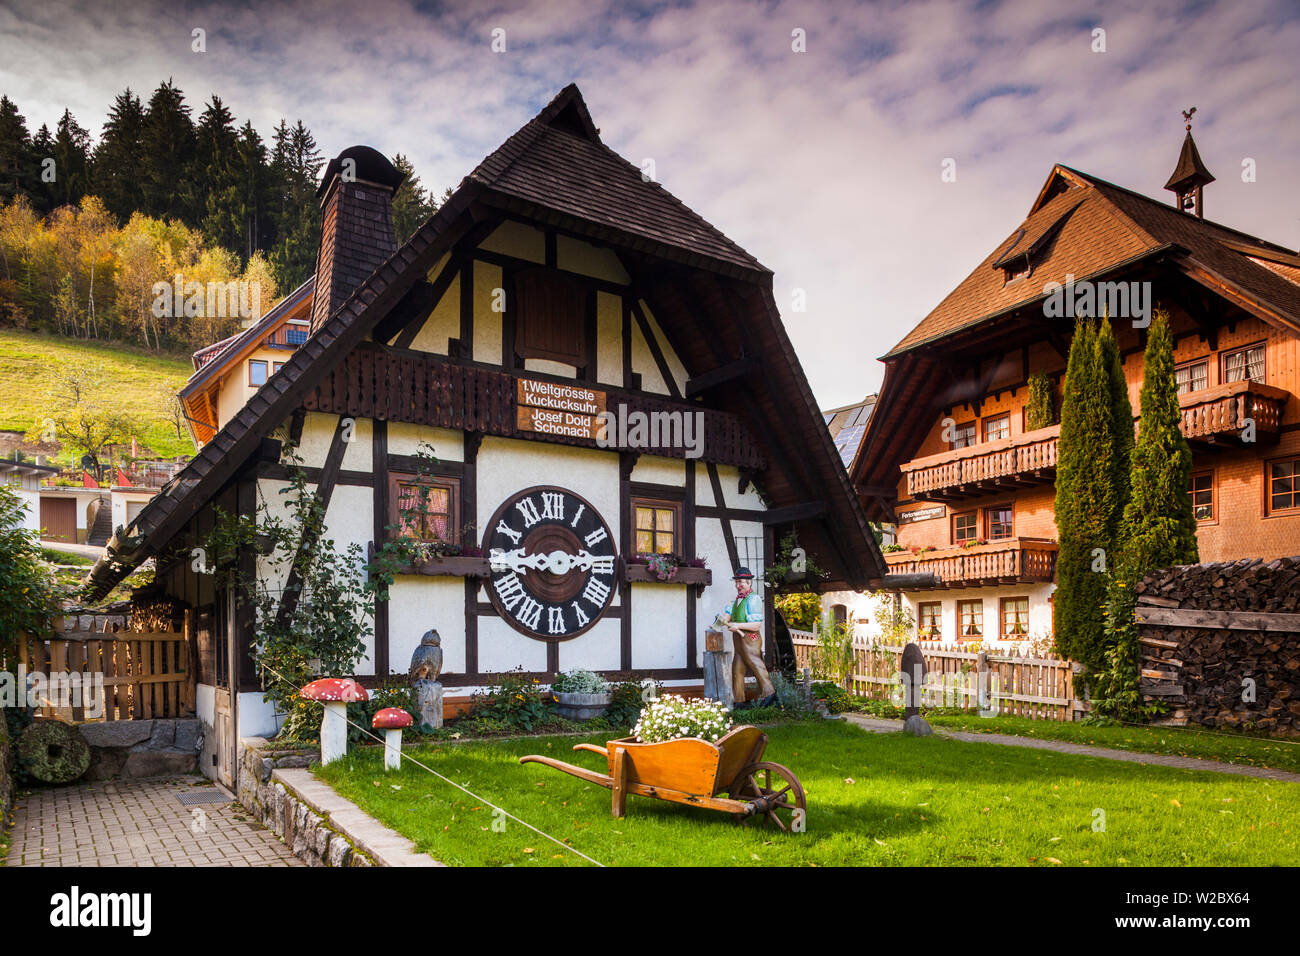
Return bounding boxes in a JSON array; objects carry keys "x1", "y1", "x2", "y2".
[{"x1": 80, "y1": 454, "x2": 96, "y2": 470}]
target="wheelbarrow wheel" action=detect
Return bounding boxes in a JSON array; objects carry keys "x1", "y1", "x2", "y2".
[{"x1": 731, "y1": 761, "x2": 806, "y2": 833}]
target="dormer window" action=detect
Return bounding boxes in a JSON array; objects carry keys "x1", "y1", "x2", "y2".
[{"x1": 1002, "y1": 256, "x2": 1031, "y2": 284}]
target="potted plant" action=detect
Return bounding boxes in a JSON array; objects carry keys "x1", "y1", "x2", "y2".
[
  {"x1": 631, "y1": 694, "x2": 732, "y2": 742},
  {"x1": 551, "y1": 669, "x2": 612, "y2": 721}
]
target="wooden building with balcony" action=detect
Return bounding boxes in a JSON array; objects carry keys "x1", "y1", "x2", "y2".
[{"x1": 851, "y1": 125, "x2": 1300, "y2": 648}]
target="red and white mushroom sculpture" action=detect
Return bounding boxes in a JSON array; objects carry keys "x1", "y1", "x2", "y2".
[
  {"x1": 372, "y1": 707, "x2": 413, "y2": 771},
  {"x1": 299, "y1": 678, "x2": 369, "y2": 765}
]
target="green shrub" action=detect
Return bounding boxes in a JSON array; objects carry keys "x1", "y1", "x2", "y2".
[
  {"x1": 348, "y1": 681, "x2": 420, "y2": 744},
  {"x1": 603, "y1": 679, "x2": 647, "y2": 729},
  {"x1": 470, "y1": 669, "x2": 556, "y2": 732},
  {"x1": 812, "y1": 681, "x2": 854, "y2": 714}
]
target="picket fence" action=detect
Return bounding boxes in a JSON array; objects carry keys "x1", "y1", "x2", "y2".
[{"x1": 788, "y1": 629, "x2": 1082, "y2": 721}]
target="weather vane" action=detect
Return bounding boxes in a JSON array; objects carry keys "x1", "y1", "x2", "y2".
[{"x1": 1182, "y1": 106, "x2": 1197, "y2": 131}]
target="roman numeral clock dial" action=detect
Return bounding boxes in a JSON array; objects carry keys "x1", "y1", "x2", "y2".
[{"x1": 485, "y1": 487, "x2": 617, "y2": 640}]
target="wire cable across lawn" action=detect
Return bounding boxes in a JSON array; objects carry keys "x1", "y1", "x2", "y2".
[{"x1": 260, "y1": 661, "x2": 605, "y2": 867}]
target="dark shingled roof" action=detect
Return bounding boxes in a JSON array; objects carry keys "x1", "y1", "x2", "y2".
[{"x1": 464, "y1": 84, "x2": 768, "y2": 277}]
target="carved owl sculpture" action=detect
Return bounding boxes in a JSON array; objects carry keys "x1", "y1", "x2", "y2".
[{"x1": 409, "y1": 629, "x2": 443, "y2": 682}]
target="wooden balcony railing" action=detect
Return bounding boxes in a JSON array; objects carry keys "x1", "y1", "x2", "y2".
[
  {"x1": 882, "y1": 538, "x2": 1058, "y2": 589},
  {"x1": 903, "y1": 426, "x2": 1060, "y2": 501},
  {"x1": 902, "y1": 382, "x2": 1290, "y2": 501},
  {"x1": 304, "y1": 344, "x2": 765, "y2": 469},
  {"x1": 1179, "y1": 380, "x2": 1288, "y2": 444}
]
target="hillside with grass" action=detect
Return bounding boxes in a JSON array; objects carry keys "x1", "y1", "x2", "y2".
[{"x1": 0, "y1": 329, "x2": 196, "y2": 460}]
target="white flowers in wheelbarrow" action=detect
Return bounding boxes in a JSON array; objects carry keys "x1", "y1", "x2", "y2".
[{"x1": 632, "y1": 694, "x2": 733, "y2": 743}]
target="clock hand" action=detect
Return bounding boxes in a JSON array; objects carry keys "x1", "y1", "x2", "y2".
[{"x1": 489, "y1": 548, "x2": 614, "y2": 575}]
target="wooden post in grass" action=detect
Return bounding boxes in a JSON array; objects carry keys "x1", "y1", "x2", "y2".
[{"x1": 703, "y1": 628, "x2": 734, "y2": 710}]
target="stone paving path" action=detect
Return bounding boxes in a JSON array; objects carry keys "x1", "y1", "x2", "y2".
[
  {"x1": 844, "y1": 714, "x2": 1300, "y2": 784},
  {"x1": 5, "y1": 775, "x2": 306, "y2": 867}
]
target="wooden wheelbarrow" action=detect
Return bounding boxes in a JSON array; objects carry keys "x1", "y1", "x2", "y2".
[{"x1": 519, "y1": 725, "x2": 806, "y2": 831}]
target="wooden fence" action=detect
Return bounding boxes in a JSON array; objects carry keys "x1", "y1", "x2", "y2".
[
  {"x1": 12, "y1": 614, "x2": 193, "y2": 722},
  {"x1": 789, "y1": 630, "x2": 1081, "y2": 721}
]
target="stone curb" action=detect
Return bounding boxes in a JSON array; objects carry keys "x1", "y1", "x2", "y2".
[{"x1": 272, "y1": 769, "x2": 443, "y2": 867}]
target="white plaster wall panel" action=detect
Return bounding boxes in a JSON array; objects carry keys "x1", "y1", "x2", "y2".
[
  {"x1": 387, "y1": 577, "x2": 466, "y2": 678},
  {"x1": 320, "y1": 484, "x2": 379, "y2": 673},
  {"x1": 291, "y1": 412, "x2": 341, "y2": 467},
  {"x1": 715, "y1": 464, "x2": 766, "y2": 511},
  {"x1": 556, "y1": 619, "x2": 622, "y2": 672},
  {"x1": 14, "y1": 489, "x2": 38, "y2": 533},
  {"x1": 639, "y1": 301, "x2": 689, "y2": 395},
  {"x1": 473, "y1": 261, "x2": 503, "y2": 363},
  {"x1": 387, "y1": 423, "x2": 464, "y2": 461},
  {"x1": 629, "y1": 584, "x2": 687, "y2": 669},
  {"x1": 479, "y1": 221, "x2": 545, "y2": 263},
  {"x1": 477, "y1": 617, "x2": 549, "y2": 673},
  {"x1": 596, "y1": 291, "x2": 623, "y2": 387},
  {"x1": 475, "y1": 439, "x2": 620, "y2": 543},
  {"x1": 629, "y1": 455, "x2": 686, "y2": 486},
  {"x1": 694, "y1": 516, "x2": 739, "y2": 659},
  {"x1": 556, "y1": 235, "x2": 629, "y2": 284},
  {"x1": 695, "y1": 469, "x2": 717, "y2": 507},
  {"x1": 254, "y1": 477, "x2": 303, "y2": 594},
  {"x1": 238, "y1": 691, "x2": 279, "y2": 738},
  {"x1": 730, "y1": 520, "x2": 765, "y2": 572},
  {"x1": 630, "y1": 318, "x2": 669, "y2": 395},
  {"x1": 524, "y1": 358, "x2": 578, "y2": 377},
  {"x1": 409, "y1": 255, "x2": 458, "y2": 354},
  {"x1": 195, "y1": 682, "x2": 215, "y2": 725}
]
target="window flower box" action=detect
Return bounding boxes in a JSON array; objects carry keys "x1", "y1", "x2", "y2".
[{"x1": 624, "y1": 564, "x2": 712, "y2": 587}]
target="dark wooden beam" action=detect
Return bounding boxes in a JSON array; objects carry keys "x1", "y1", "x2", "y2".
[
  {"x1": 684, "y1": 355, "x2": 760, "y2": 398},
  {"x1": 372, "y1": 420, "x2": 389, "y2": 679},
  {"x1": 374, "y1": 279, "x2": 436, "y2": 348},
  {"x1": 760, "y1": 501, "x2": 827, "y2": 525}
]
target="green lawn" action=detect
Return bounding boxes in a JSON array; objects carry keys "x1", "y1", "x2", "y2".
[
  {"x1": 927, "y1": 714, "x2": 1300, "y2": 774},
  {"x1": 314, "y1": 721, "x2": 1300, "y2": 867},
  {"x1": 0, "y1": 329, "x2": 195, "y2": 459}
]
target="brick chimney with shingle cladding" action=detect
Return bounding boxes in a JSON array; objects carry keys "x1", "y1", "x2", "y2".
[{"x1": 310, "y1": 145, "x2": 406, "y2": 333}]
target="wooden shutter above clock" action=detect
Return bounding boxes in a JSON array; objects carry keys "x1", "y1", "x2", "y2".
[{"x1": 515, "y1": 268, "x2": 586, "y2": 365}]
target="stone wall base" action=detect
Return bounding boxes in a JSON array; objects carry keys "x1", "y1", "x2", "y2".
[
  {"x1": 235, "y1": 737, "x2": 440, "y2": 867},
  {"x1": 77, "y1": 719, "x2": 201, "y2": 780}
]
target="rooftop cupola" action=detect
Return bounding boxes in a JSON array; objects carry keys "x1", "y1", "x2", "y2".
[{"x1": 1163, "y1": 107, "x2": 1215, "y2": 219}]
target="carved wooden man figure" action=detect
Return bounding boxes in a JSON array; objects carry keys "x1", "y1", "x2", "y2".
[{"x1": 720, "y1": 567, "x2": 776, "y2": 705}]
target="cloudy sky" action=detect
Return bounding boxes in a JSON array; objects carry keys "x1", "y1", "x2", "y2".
[{"x1": 2, "y1": 0, "x2": 1298, "y2": 407}]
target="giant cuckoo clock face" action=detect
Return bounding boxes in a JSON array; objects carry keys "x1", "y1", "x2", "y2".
[{"x1": 485, "y1": 487, "x2": 617, "y2": 641}]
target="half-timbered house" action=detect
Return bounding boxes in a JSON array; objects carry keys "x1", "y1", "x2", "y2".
[{"x1": 82, "y1": 85, "x2": 886, "y2": 785}]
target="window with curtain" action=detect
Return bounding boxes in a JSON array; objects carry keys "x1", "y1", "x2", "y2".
[
  {"x1": 1189, "y1": 472, "x2": 1214, "y2": 521},
  {"x1": 633, "y1": 499, "x2": 679, "y2": 554},
  {"x1": 957, "y1": 600, "x2": 983, "y2": 638},
  {"x1": 1268, "y1": 458, "x2": 1299, "y2": 513},
  {"x1": 1001, "y1": 597, "x2": 1029, "y2": 638},
  {"x1": 389, "y1": 474, "x2": 459, "y2": 542},
  {"x1": 950, "y1": 421, "x2": 976, "y2": 450},
  {"x1": 917, "y1": 602, "x2": 942, "y2": 639},
  {"x1": 1222, "y1": 344, "x2": 1265, "y2": 383},
  {"x1": 985, "y1": 506, "x2": 1013, "y2": 540},
  {"x1": 1175, "y1": 361, "x2": 1208, "y2": 396},
  {"x1": 982, "y1": 413, "x2": 1011, "y2": 442}
]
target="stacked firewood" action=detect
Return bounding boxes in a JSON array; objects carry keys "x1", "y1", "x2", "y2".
[{"x1": 1135, "y1": 556, "x2": 1300, "y2": 734}]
